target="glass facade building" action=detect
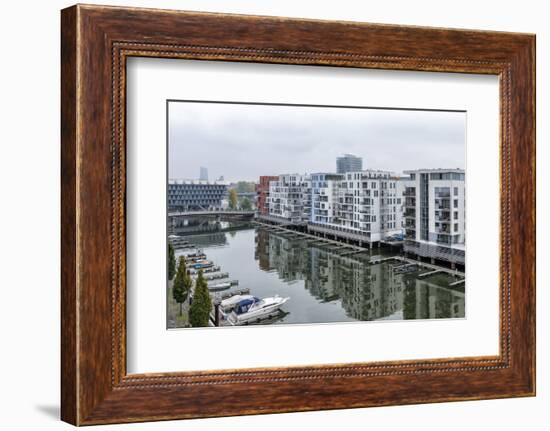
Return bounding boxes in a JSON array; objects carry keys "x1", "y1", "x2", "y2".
[{"x1": 168, "y1": 180, "x2": 228, "y2": 211}]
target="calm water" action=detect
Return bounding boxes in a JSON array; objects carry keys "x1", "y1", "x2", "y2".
[{"x1": 173, "y1": 226, "x2": 465, "y2": 326}]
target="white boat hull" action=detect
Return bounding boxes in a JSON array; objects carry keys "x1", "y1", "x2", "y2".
[{"x1": 227, "y1": 296, "x2": 289, "y2": 325}]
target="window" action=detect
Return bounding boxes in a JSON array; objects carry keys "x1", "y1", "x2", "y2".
[
  {"x1": 454, "y1": 223, "x2": 459, "y2": 232},
  {"x1": 454, "y1": 199, "x2": 458, "y2": 208},
  {"x1": 454, "y1": 187, "x2": 459, "y2": 196}
]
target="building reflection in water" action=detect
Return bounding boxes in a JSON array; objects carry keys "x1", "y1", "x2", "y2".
[
  {"x1": 174, "y1": 220, "x2": 255, "y2": 248},
  {"x1": 254, "y1": 228, "x2": 464, "y2": 321}
]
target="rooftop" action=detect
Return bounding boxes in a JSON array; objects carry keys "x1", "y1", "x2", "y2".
[
  {"x1": 169, "y1": 179, "x2": 229, "y2": 186},
  {"x1": 403, "y1": 168, "x2": 465, "y2": 174}
]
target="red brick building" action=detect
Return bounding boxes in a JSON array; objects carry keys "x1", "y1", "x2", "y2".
[{"x1": 256, "y1": 175, "x2": 278, "y2": 215}]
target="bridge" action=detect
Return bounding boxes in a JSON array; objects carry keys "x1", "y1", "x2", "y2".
[{"x1": 168, "y1": 210, "x2": 255, "y2": 218}]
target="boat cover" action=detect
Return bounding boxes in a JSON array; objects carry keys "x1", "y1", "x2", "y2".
[{"x1": 234, "y1": 297, "x2": 261, "y2": 315}]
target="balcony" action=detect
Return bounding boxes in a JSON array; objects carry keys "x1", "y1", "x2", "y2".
[
  {"x1": 404, "y1": 198, "x2": 416, "y2": 208},
  {"x1": 434, "y1": 224, "x2": 451, "y2": 234},
  {"x1": 405, "y1": 230, "x2": 416, "y2": 240},
  {"x1": 434, "y1": 196, "x2": 451, "y2": 209},
  {"x1": 435, "y1": 214, "x2": 451, "y2": 222}
]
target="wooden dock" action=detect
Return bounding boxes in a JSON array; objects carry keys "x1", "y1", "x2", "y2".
[
  {"x1": 254, "y1": 220, "x2": 366, "y2": 254},
  {"x1": 370, "y1": 256, "x2": 400, "y2": 265},
  {"x1": 169, "y1": 237, "x2": 196, "y2": 249},
  {"x1": 192, "y1": 271, "x2": 229, "y2": 281},
  {"x1": 214, "y1": 288, "x2": 251, "y2": 301},
  {"x1": 368, "y1": 255, "x2": 465, "y2": 278},
  {"x1": 418, "y1": 269, "x2": 444, "y2": 278},
  {"x1": 188, "y1": 265, "x2": 221, "y2": 274},
  {"x1": 208, "y1": 279, "x2": 239, "y2": 290}
]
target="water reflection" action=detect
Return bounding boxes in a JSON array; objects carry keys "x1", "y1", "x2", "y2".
[
  {"x1": 171, "y1": 226, "x2": 465, "y2": 327},
  {"x1": 253, "y1": 228, "x2": 464, "y2": 322}
]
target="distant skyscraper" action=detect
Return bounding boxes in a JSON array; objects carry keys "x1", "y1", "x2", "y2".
[
  {"x1": 199, "y1": 166, "x2": 208, "y2": 181},
  {"x1": 336, "y1": 154, "x2": 363, "y2": 174}
]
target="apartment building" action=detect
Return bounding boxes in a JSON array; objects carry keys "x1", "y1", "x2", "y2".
[
  {"x1": 308, "y1": 170, "x2": 403, "y2": 243},
  {"x1": 310, "y1": 173, "x2": 343, "y2": 225},
  {"x1": 256, "y1": 175, "x2": 279, "y2": 216},
  {"x1": 401, "y1": 169, "x2": 465, "y2": 266},
  {"x1": 261, "y1": 166, "x2": 464, "y2": 260},
  {"x1": 263, "y1": 169, "x2": 403, "y2": 244},
  {"x1": 267, "y1": 174, "x2": 311, "y2": 223},
  {"x1": 338, "y1": 170, "x2": 403, "y2": 241}
]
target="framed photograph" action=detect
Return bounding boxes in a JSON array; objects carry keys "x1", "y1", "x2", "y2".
[{"x1": 61, "y1": 4, "x2": 536, "y2": 425}]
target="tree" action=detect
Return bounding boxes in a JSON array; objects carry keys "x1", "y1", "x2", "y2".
[
  {"x1": 168, "y1": 243, "x2": 176, "y2": 280},
  {"x1": 189, "y1": 270, "x2": 212, "y2": 327},
  {"x1": 173, "y1": 256, "x2": 190, "y2": 315},
  {"x1": 240, "y1": 197, "x2": 252, "y2": 211},
  {"x1": 235, "y1": 181, "x2": 255, "y2": 193},
  {"x1": 228, "y1": 188, "x2": 238, "y2": 210}
]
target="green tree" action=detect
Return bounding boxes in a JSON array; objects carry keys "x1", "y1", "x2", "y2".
[
  {"x1": 228, "y1": 188, "x2": 238, "y2": 210},
  {"x1": 189, "y1": 270, "x2": 212, "y2": 327},
  {"x1": 173, "y1": 256, "x2": 190, "y2": 315},
  {"x1": 235, "y1": 181, "x2": 255, "y2": 193},
  {"x1": 240, "y1": 197, "x2": 252, "y2": 211},
  {"x1": 168, "y1": 243, "x2": 176, "y2": 280}
]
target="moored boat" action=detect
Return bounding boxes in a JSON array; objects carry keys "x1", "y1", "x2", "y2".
[
  {"x1": 207, "y1": 281, "x2": 232, "y2": 291},
  {"x1": 184, "y1": 253, "x2": 207, "y2": 263},
  {"x1": 184, "y1": 250, "x2": 205, "y2": 259},
  {"x1": 191, "y1": 259, "x2": 214, "y2": 269},
  {"x1": 224, "y1": 295, "x2": 289, "y2": 325}
]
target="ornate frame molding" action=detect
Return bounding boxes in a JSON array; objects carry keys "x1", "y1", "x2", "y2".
[{"x1": 61, "y1": 5, "x2": 535, "y2": 425}]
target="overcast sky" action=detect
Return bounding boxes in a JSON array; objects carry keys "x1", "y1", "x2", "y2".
[{"x1": 168, "y1": 101, "x2": 465, "y2": 182}]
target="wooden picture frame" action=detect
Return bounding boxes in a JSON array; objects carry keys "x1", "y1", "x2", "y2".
[{"x1": 61, "y1": 4, "x2": 535, "y2": 425}]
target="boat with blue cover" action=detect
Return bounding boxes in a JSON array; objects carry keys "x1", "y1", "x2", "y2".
[{"x1": 221, "y1": 295, "x2": 290, "y2": 325}]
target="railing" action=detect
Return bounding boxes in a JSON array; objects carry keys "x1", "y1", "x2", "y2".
[
  {"x1": 404, "y1": 239, "x2": 465, "y2": 264},
  {"x1": 168, "y1": 209, "x2": 255, "y2": 217},
  {"x1": 307, "y1": 222, "x2": 371, "y2": 240}
]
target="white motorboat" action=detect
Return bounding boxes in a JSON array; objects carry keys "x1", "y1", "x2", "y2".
[
  {"x1": 219, "y1": 294, "x2": 251, "y2": 312},
  {"x1": 224, "y1": 295, "x2": 289, "y2": 325}
]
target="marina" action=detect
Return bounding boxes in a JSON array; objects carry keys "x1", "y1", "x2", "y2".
[{"x1": 167, "y1": 224, "x2": 465, "y2": 329}]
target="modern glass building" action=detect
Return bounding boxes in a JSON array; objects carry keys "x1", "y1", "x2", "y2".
[
  {"x1": 336, "y1": 154, "x2": 363, "y2": 174},
  {"x1": 168, "y1": 179, "x2": 228, "y2": 211}
]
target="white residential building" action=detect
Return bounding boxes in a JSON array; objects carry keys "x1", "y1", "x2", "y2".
[
  {"x1": 336, "y1": 170, "x2": 403, "y2": 242},
  {"x1": 267, "y1": 174, "x2": 311, "y2": 223},
  {"x1": 306, "y1": 170, "x2": 404, "y2": 243},
  {"x1": 265, "y1": 168, "x2": 464, "y2": 261},
  {"x1": 402, "y1": 169, "x2": 465, "y2": 266},
  {"x1": 310, "y1": 173, "x2": 343, "y2": 225}
]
